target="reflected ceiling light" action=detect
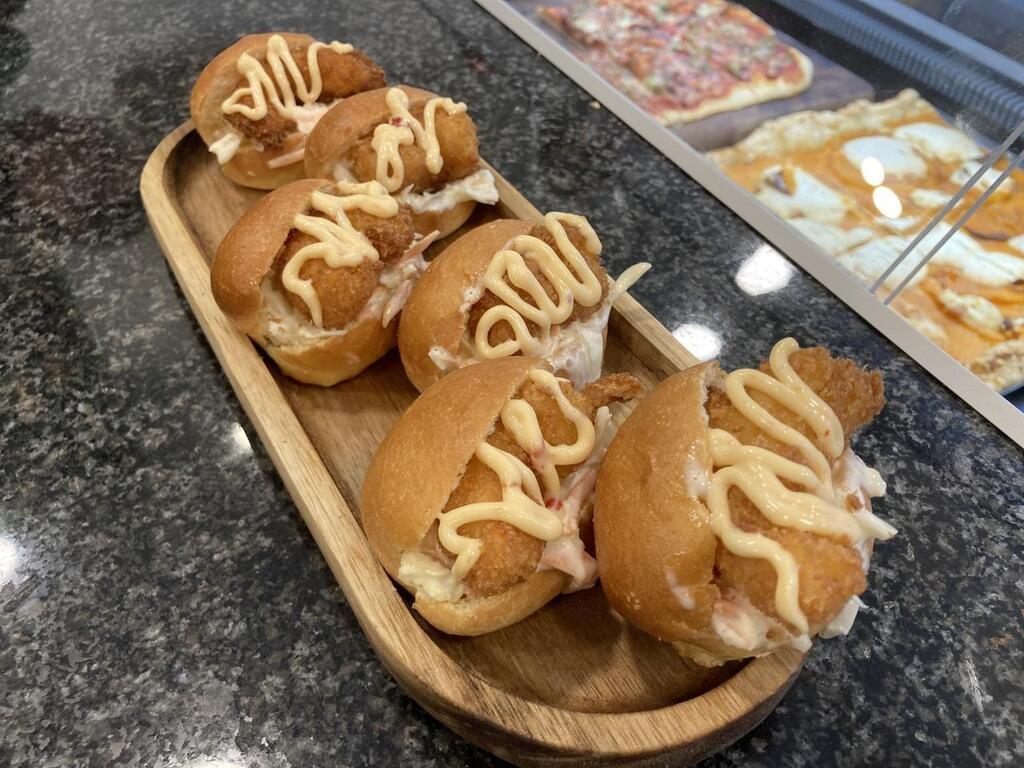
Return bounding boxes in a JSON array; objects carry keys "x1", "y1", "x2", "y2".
[
  {"x1": 0, "y1": 535, "x2": 20, "y2": 586},
  {"x1": 872, "y1": 186, "x2": 903, "y2": 219},
  {"x1": 860, "y1": 156, "x2": 885, "y2": 187},
  {"x1": 735, "y1": 244, "x2": 796, "y2": 296},
  {"x1": 229, "y1": 423, "x2": 253, "y2": 456},
  {"x1": 672, "y1": 323, "x2": 723, "y2": 362}
]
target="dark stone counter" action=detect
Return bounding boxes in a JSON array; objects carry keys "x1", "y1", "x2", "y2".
[{"x1": 1, "y1": 0, "x2": 1021, "y2": 766}]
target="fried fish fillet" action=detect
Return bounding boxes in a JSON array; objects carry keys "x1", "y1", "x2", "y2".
[
  {"x1": 707, "y1": 346, "x2": 885, "y2": 633},
  {"x1": 226, "y1": 47, "x2": 385, "y2": 147},
  {"x1": 275, "y1": 205, "x2": 415, "y2": 330},
  {"x1": 466, "y1": 221, "x2": 611, "y2": 348},
  {"x1": 348, "y1": 109, "x2": 481, "y2": 192},
  {"x1": 435, "y1": 372, "x2": 641, "y2": 597}
]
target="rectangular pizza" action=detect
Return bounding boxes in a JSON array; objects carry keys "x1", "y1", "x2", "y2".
[
  {"x1": 538, "y1": 0, "x2": 813, "y2": 125},
  {"x1": 711, "y1": 89, "x2": 1024, "y2": 391}
]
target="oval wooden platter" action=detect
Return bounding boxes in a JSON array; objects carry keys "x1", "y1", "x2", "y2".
[{"x1": 139, "y1": 122, "x2": 803, "y2": 767}]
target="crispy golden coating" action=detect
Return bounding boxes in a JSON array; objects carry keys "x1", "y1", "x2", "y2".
[
  {"x1": 314, "y1": 48, "x2": 386, "y2": 99},
  {"x1": 348, "y1": 109, "x2": 481, "y2": 192},
  {"x1": 440, "y1": 372, "x2": 640, "y2": 597},
  {"x1": 226, "y1": 46, "x2": 385, "y2": 146},
  {"x1": 581, "y1": 372, "x2": 645, "y2": 413},
  {"x1": 717, "y1": 500, "x2": 868, "y2": 629},
  {"x1": 467, "y1": 222, "x2": 611, "y2": 347},
  {"x1": 441, "y1": 456, "x2": 544, "y2": 598},
  {"x1": 705, "y1": 347, "x2": 885, "y2": 465},
  {"x1": 346, "y1": 207, "x2": 416, "y2": 263},
  {"x1": 226, "y1": 109, "x2": 295, "y2": 149},
  {"x1": 706, "y1": 346, "x2": 885, "y2": 633},
  {"x1": 275, "y1": 205, "x2": 415, "y2": 330}
]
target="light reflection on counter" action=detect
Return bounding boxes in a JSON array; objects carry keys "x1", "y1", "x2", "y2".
[
  {"x1": 183, "y1": 756, "x2": 246, "y2": 768},
  {"x1": 672, "y1": 323, "x2": 722, "y2": 362},
  {"x1": 0, "y1": 534, "x2": 20, "y2": 586},
  {"x1": 735, "y1": 244, "x2": 796, "y2": 296},
  {"x1": 228, "y1": 423, "x2": 253, "y2": 457}
]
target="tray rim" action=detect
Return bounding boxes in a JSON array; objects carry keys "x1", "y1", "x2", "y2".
[{"x1": 139, "y1": 121, "x2": 803, "y2": 767}]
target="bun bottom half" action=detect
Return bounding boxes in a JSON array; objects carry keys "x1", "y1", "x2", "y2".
[
  {"x1": 413, "y1": 570, "x2": 570, "y2": 636},
  {"x1": 412, "y1": 199, "x2": 478, "y2": 240},
  {"x1": 213, "y1": 135, "x2": 310, "y2": 190},
  {"x1": 261, "y1": 315, "x2": 398, "y2": 387}
]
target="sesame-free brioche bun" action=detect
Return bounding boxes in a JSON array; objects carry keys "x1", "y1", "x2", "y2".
[
  {"x1": 264, "y1": 319, "x2": 397, "y2": 387},
  {"x1": 361, "y1": 357, "x2": 571, "y2": 635},
  {"x1": 304, "y1": 85, "x2": 436, "y2": 179},
  {"x1": 190, "y1": 33, "x2": 385, "y2": 190},
  {"x1": 398, "y1": 219, "x2": 533, "y2": 392},
  {"x1": 210, "y1": 178, "x2": 399, "y2": 386},
  {"x1": 304, "y1": 85, "x2": 482, "y2": 238},
  {"x1": 415, "y1": 570, "x2": 568, "y2": 636},
  {"x1": 405, "y1": 199, "x2": 478, "y2": 242},
  {"x1": 595, "y1": 347, "x2": 890, "y2": 666},
  {"x1": 594, "y1": 363, "x2": 744, "y2": 666}
]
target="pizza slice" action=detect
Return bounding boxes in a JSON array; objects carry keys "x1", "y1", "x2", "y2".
[
  {"x1": 712, "y1": 89, "x2": 1024, "y2": 390},
  {"x1": 539, "y1": 0, "x2": 813, "y2": 125}
]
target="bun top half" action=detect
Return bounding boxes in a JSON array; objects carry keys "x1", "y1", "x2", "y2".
[
  {"x1": 361, "y1": 355, "x2": 543, "y2": 580},
  {"x1": 210, "y1": 178, "x2": 328, "y2": 335},
  {"x1": 399, "y1": 219, "x2": 533, "y2": 391},
  {"x1": 304, "y1": 85, "x2": 437, "y2": 180},
  {"x1": 594, "y1": 362, "x2": 725, "y2": 648}
]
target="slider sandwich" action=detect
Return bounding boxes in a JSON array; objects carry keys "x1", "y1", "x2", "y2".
[
  {"x1": 211, "y1": 178, "x2": 434, "y2": 385},
  {"x1": 595, "y1": 338, "x2": 898, "y2": 665},
  {"x1": 305, "y1": 85, "x2": 500, "y2": 238},
  {"x1": 398, "y1": 215, "x2": 650, "y2": 392},
  {"x1": 362, "y1": 357, "x2": 642, "y2": 635},
  {"x1": 191, "y1": 33, "x2": 386, "y2": 189}
]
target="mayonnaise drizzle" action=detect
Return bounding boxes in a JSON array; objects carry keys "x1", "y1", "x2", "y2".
[
  {"x1": 436, "y1": 369, "x2": 595, "y2": 582},
  {"x1": 705, "y1": 338, "x2": 896, "y2": 636},
  {"x1": 281, "y1": 181, "x2": 399, "y2": 327},
  {"x1": 371, "y1": 87, "x2": 468, "y2": 193},
  {"x1": 222, "y1": 35, "x2": 353, "y2": 122},
  {"x1": 475, "y1": 213, "x2": 604, "y2": 360}
]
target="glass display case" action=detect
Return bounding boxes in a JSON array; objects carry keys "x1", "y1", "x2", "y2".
[{"x1": 475, "y1": 0, "x2": 1024, "y2": 444}]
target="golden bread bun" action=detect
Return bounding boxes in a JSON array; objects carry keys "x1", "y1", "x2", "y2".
[
  {"x1": 398, "y1": 219, "x2": 533, "y2": 392},
  {"x1": 594, "y1": 363, "x2": 745, "y2": 664},
  {"x1": 406, "y1": 199, "x2": 478, "y2": 242},
  {"x1": 190, "y1": 33, "x2": 384, "y2": 190},
  {"x1": 414, "y1": 571, "x2": 568, "y2": 636},
  {"x1": 361, "y1": 357, "x2": 572, "y2": 635},
  {"x1": 304, "y1": 85, "x2": 438, "y2": 179},
  {"x1": 210, "y1": 178, "x2": 324, "y2": 332},
  {"x1": 210, "y1": 178, "x2": 405, "y2": 386}
]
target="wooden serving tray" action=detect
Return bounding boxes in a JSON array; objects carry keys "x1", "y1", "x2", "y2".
[{"x1": 140, "y1": 122, "x2": 802, "y2": 767}]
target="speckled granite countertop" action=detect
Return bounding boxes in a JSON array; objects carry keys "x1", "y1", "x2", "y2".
[{"x1": 1, "y1": 0, "x2": 1022, "y2": 766}]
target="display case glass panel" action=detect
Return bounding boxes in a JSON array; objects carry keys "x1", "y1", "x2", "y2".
[{"x1": 476, "y1": 0, "x2": 1024, "y2": 442}]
